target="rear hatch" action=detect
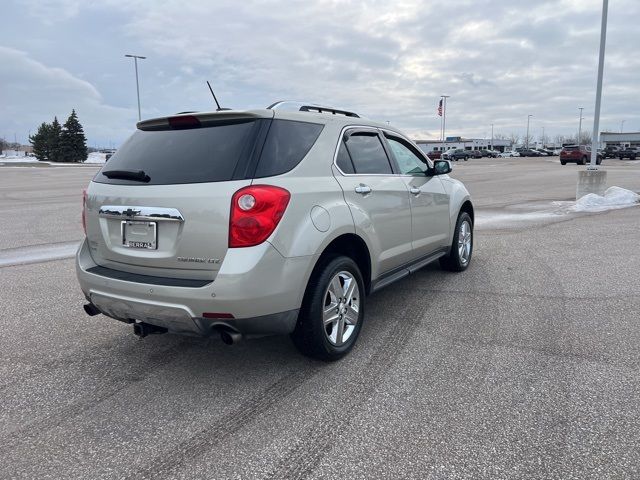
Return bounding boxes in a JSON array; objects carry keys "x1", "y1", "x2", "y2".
[{"x1": 85, "y1": 111, "x2": 272, "y2": 281}]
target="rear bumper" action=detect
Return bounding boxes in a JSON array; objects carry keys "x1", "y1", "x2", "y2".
[{"x1": 76, "y1": 239, "x2": 315, "y2": 337}]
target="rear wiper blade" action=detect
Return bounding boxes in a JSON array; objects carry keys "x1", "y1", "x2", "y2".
[{"x1": 102, "y1": 169, "x2": 150, "y2": 182}]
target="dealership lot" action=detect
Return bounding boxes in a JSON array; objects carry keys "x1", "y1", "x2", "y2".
[{"x1": 1, "y1": 158, "x2": 640, "y2": 479}]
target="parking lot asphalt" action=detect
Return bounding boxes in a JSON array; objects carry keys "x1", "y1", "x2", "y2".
[{"x1": 1, "y1": 157, "x2": 639, "y2": 479}]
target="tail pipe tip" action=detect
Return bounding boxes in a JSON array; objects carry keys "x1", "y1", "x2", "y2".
[
  {"x1": 83, "y1": 303, "x2": 101, "y2": 317},
  {"x1": 219, "y1": 329, "x2": 243, "y2": 345}
]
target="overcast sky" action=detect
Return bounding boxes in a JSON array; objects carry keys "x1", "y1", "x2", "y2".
[{"x1": 1, "y1": 0, "x2": 639, "y2": 147}]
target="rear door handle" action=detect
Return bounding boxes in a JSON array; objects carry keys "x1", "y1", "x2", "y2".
[
  {"x1": 355, "y1": 185, "x2": 372, "y2": 195},
  {"x1": 410, "y1": 187, "x2": 421, "y2": 196}
]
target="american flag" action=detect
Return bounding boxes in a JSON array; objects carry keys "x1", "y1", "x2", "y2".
[{"x1": 437, "y1": 99, "x2": 443, "y2": 117}]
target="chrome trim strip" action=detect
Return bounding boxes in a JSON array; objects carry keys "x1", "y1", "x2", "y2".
[{"x1": 99, "y1": 206, "x2": 184, "y2": 222}]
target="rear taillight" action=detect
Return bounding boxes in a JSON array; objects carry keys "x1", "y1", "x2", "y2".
[
  {"x1": 229, "y1": 185, "x2": 290, "y2": 248},
  {"x1": 82, "y1": 189, "x2": 87, "y2": 235}
]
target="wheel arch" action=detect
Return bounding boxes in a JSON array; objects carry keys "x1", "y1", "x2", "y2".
[{"x1": 307, "y1": 233, "x2": 373, "y2": 296}]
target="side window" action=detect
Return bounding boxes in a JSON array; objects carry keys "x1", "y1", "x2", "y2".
[
  {"x1": 385, "y1": 136, "x2": 429, "y2": 175},
  {"x1": 336, "y1": 141, "x2": 355, "y2": 174},
  {"x1": 254, "y1": 119, "x2": 324, "y2": 178},
  {"x1": 344, "y1": 133, "x2": 393, "y2": 174}
]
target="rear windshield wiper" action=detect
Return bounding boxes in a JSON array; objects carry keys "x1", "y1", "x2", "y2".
[{"x1": 102, "y1": 169, "x2": 151, "y2": 182}]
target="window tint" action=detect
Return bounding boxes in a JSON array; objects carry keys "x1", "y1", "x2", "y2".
[
  {"x1": 386, "y1": 136, "x2": 429, "y2": 175},
  {"x1": 344, "y1": 133, "x2": 392, "y2": 174},
  {"x1": 254, "y1": 119, "x2": 324, "y2": 178},
  {"x1": 336, "y1": 141, "x2": 355, "y2": 173},
  {"x1": 95, "y1": 120, "x2": 258, "y2": 185}
]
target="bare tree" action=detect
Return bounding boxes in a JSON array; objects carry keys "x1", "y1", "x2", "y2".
[{"x1": 509, "y1": 132, "x2": 521, "y2": 146}]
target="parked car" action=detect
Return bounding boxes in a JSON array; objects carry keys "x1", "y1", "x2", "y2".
[
  {"x1": 481, "y1": 149, "x2": 499, "y2": 158},
  {"x1": 517, "y1": 148, "x2": 542, "y2": 157},
  {"x1": 560, "y1": 145, "x2": 602, "y2": 165},
  {"x1": 77, "y1": 102, "x2": 474, "y2": 360},
  {"x1": 443, "y1": 149, "x2": 470, "y2": 161},
  {"x1": 536, "y1": 148, "x2": 554, "y2": 156},
  {"x1": 427, "y1": 150, "x2": 442, "y2": 159},
  {"x1": 618, "y1": 146, "x2": 640, "y2": 160},
  {"x1": 469, "y1": 150, "x2": 483, "y2": 159},
  {"x1": 498, "y1": 151, "x2": 519, "y2": 158},
  {"x1": 602, "y1": 146, "x2": 621, "y2": 158}
]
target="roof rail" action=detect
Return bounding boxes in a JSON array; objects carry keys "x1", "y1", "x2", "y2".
[{"x1": 267, "y1": 101, "x2": 360, "y2": 118}]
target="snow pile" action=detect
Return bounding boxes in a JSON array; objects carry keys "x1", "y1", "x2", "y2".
[
  {"x1": 573, "y1": 186, "x2": 639, "y2": 213},
  {"x1": 85, "y1": 152, "x2": 107, "y2": 164}
]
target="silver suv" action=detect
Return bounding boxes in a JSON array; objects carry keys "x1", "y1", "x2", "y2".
[{"x1": 77, "y1": 102, "x2": 474, "y2": 360}]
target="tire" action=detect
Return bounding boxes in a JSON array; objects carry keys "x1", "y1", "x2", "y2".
[
  {"x1": 291, "y1": 256, "x2": 365, "y2": 361},
  {"x1": 619, "y1": 157, "x2": 624, "y2": 160},
  {"x1": 579, "y1": 156, "x2": 587, "y2": 165},
  {"x1": 597, "y1": 158, "x2": 602, "y2": 165},
  {"x1": 464, "y1": 156, "x2": 468, "y2": 161},
  {"x1": 631, "y1": 155, "x2": 636, "y2": 160},
  {"x1": 440, "y1": 211, "x2": 473, "y2": 272},
  {"x1": 560, "y1": 160, "x2": 566, "y2": 165}
]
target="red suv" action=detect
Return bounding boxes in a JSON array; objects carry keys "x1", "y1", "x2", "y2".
[{"x1": 560, "y1": 145, "x2": 602, "y2": 165}]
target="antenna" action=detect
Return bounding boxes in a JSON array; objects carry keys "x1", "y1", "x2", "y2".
[{"x1": 206, "y1": 81, "x2": 225, "y2": 111}]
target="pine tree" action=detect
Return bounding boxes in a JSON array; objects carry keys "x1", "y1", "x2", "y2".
[
  {"x1": 29, "y1": 122, "x2": 52, "y2": 161},
  {"x1": 59, "y1": 110, "x2": 88, "y2": 163},
  {"x1": 48, "y1": 117, "x2": 63, "y2": 162}
]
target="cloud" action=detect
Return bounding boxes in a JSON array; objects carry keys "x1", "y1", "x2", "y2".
[
  {"x1": 0, "y1": 46, "x2": 135, "y2": 146},
  {"x1": 3, "y1": 0, "x2": 640, "y2": 145}
]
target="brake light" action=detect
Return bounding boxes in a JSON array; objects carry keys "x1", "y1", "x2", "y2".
[
  {"x1": 168, "y1": 115, "x2": 201, "y2": 129},
  {"x1": 229, "y1": 185, "x2": 290, "y2": 248},
  {"x1": 82, "y1": 189, "x2": 87, "y2": 235}
]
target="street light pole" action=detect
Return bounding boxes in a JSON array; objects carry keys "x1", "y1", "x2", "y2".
[
  {"x1": 589, "y1": 0, "x2": 608, "y2": 169},
  {"x1": 125, "y1": 54, "x2": 146, "y2": 121},
  {"x1": 526, "y1": 115, "x2": 532, "y2": 148},
  {"x1": 578, "y1": 107, "x2": 584, "y2": 147}
]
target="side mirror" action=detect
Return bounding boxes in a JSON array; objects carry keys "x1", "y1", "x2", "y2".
[{"x1": 433, "y1": 159, "x2": 452, "y2": 175}]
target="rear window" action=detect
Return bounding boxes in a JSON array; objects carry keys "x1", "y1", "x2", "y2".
[
  {"x1": 254, "y1": 120, "x2": 323, "y2": 178},
  {"x1": 564, "y1": 146, "x2": 579, "y2": 151},
  {"x1": 95, "y1": 119, "x2": 260, "y2": 185}
]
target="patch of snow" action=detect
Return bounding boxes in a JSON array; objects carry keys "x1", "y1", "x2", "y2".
[
  {"x1": 477, "y1": 186, "x2": 639, "y2": 229},
  {"x1": 572, "y1": 186, "x2": 639, "y2": 212},
  {"x1": 0, "y1": 155, "x2": 40, "y2": 163},
  {"x1": 85, "y1": 152, "x2": 107, "y2": 164}
]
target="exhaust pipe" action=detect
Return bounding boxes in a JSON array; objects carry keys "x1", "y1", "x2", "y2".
[
  {"x1": 83, "y1": 303, "x2": 101, "y2": 316},
  {"x1": 219, "y1": 329, "x2": 243, "y2": 345},
  {"x1": 133, "y1": 322, "x2": 168, "y2": 338}
]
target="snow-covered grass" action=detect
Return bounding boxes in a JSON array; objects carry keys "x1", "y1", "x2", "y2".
[
  {"x1": 572, "y1": 186, "x2": 639, "y2": 212},
  {"x1": 0, "y1": 154, "x2": 39, "y2": 163},
  {"x1": 0, "y1": 152, "x2": 106, "y2": 164},
  {"x1": 85, "y1": 152, "x2": 107, "y2": 164}
]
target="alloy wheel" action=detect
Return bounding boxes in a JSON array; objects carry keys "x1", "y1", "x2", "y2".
[
  {"x1": 322, "y1": 271, "x2": 360, "y2": 346},
  {"x1": 458, "y1": 220, "x2": 472, "y2": 265}
]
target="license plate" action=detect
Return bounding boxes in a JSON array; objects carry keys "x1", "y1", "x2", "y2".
[{"x1": 121, "y1": 221, "x2": 157, "y2": 249}]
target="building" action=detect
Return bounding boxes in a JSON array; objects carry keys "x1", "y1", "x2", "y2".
[
  {"x1": 599, "y1": 132, "x2": 640, "y2": 148},
  {"x1": 414, "y1": 136, "x2": 513, "y2": 154}
]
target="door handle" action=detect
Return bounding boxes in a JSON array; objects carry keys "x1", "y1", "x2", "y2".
[
  {"x1": 355, "y1": 185, "x2": 372, "y2": 195},
  {"x1": 410, "y1": 187, "x2": 421, "y2": 196}
]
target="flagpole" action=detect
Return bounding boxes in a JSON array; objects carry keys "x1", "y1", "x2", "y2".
[{"x1": 441, "y1": 95, "x2": 450, "y2": 154}]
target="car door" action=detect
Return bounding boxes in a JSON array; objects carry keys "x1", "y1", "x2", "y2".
[
  {"x1": 333, "y1": 128, "x2": 413, "y2": 274},
  {"x1": 382, "y1": 132, "x2": 450, "y2": 258}
]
